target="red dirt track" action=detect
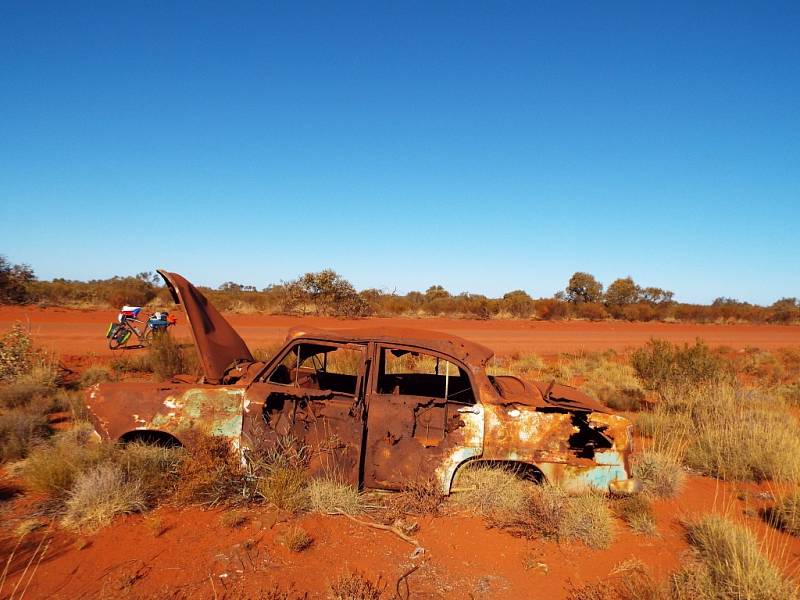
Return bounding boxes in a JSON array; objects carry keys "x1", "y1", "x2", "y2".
[{"x1": 1, "y1": 306, "x2": 798, "y2": 358}]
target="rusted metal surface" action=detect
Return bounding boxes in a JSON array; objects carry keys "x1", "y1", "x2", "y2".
[
  {"x1": 158, "y1": 270, "x2": 254, "y2": 384},
  {"x1": 85, "y1": 271, "x2": 640, "y2": 495}
]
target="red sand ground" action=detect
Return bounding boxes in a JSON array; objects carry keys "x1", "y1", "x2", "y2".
[
  {"x1": 1, "y1": 306, "x2": 798, "y2": 359},
  {"x1": 1, "y1": 307, "x2": 799, "y2": 598},
  {"x1": 2, "y1": 476, "x2": 799, "y2": 599}
]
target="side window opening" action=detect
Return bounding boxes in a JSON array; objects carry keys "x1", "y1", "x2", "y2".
[
  {"x1": 376, "y1": 348, "x2": 475, "y2": 403},
  {"x1": 267, "y1": 342, "x2": 363, "y2": 396}
]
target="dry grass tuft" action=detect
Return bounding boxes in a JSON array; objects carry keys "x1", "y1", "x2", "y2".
[
  {"x1": 144, "y1": 515, "x2": 167, "y2": 537},
  {"x1": 279, "y1": 525, "x2": 313, "y2": 552},
  {"x1": 20, "y1": 427, "x2": 110, "y2": 497},
  {"x1": 78, "y1": 365, "x2": 116, "y2": 387},
  {"x1": 173, "y1": 433, "x2": 244, "y2": 507},
  {"x1": 632, "y1": 451, "x2": 685, "y2": 498},
  {"x1": 148, "y1": 335, "x2": 199, "y2": 380},
  {"x1": 389, "y1": 476, "x2": 444, "y2": 516},
  {"x1": 560, "y1": 494, "x2": 615, "y2": 549},
  {"x1": 328, "y1": 570, "x2": 385, "y2": 600},
  {"x1": 62, "y1": 463, "x2": 146, "y2": 531},
  {"x1": 484, "y1": 481, "x2": 615, "y2": 549},
  {"x1": 568, "y1": 558, "x2": 665, "y2": 600},
  {"x1": 306, "y1": 478, "x2": 364, "y2": 515},
  {"x1": 612, "y1": 495, "x2": 657, "y2": 536},
  {"x1": 220, "y1": 511, "x2": 248, "y2": 529},
  {"x1": 452, "y1": 462, "x2": 530, "y2": 517},
  {"x1": 0, "y1": 411, "x2": 50, "y2": 462},
  {"x1": 764, "y1": 492, "x2": 800, "y2": 536},
  {"x1": 670, "y1": 514, "x2": 797, "y2": 599}
]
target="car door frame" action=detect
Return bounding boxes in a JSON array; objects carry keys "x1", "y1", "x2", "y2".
[
  {"x1": 362, "y1": 343, "x2": 484, "y2": 492},
  {"x1": 242, "y1": 338, "x2": 370, "y2": 487}
]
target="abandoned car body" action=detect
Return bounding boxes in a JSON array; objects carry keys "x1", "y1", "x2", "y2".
[{"x1": 86, "y1": 271, "x2": 640, "y2": 495}]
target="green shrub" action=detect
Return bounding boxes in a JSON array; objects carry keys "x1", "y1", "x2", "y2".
[
  {"x1": 632, "y1": 451, "x2": 685, "y2": 498},
  {"x1": 0, "y1": 323, "x2": 34, "y2": 381},
  {"x1": 631, "y1": 339, "x2": 728, "y2": 395},
  {"x1": 671, "y1": 515, "x2": 797, "y2": 599}
]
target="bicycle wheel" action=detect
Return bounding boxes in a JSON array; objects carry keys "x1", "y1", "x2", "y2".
[
  {"x1": 142, "y1": 325, "x2": 155, "y2": 345},
  {"x1": 109, "y1": 326, "x2": 132, "y2": 350}
]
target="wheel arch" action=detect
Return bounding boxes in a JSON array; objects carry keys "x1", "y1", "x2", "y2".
[
  {"x1": 446, "y1": 458, "x2": 546, "y2": 494},
  {"x1": 118, "y1": 429, "x2": 183, "y2": 448}
]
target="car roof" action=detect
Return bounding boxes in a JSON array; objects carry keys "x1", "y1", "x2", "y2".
[{"x1": 284, "y1": 326, "x2": 494, "y2": 367}]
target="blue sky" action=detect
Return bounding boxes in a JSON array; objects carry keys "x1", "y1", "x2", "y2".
[{"x1": 1, "y1": 2, "x2": 798, "y2": 304}]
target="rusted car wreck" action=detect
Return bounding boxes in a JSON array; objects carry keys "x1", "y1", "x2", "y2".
[{"x1": 86, "y1": 270, "x2": 640, "y2": 495}]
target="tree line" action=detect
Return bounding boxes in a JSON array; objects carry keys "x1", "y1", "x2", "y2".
[{"x1": 1, "y1": 256, "x2": 797, "y2": 323}]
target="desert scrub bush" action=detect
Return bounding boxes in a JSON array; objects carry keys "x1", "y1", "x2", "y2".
[
  {"x1": 0, "y1": 411, "x2": 50, "y2": 461},
  {"x1": 114, "y1": 442, "x2": 182, "y2": 505},
  {"x1": 0, "y1": 322, "x2": 35, "y2": 381},
  {"x1": 612, "y1": 495, "x2": 657, "y2": 536},
  {"x1": 79, "y1": 365, "x2": 116, "y2": 387},
  {"x1": 578, "y1": 358, "x2": 647, "y2": 411},
  {"x1": 764, "y1": 492, "x2": 800, "y2": 536},
  {"x1": 328, "y1": 570, "x2": 386, "y2": 600},
  {"x1": 631, "y1": 339, "x2": 729, "y2": 396},
  {"x1": 110, "y1": 353, "x2": 153, "y2": 374},
  {"x1": 388, "y1": 476, "x2": 444, "y2": 516},
  {"x1": 778, "y1": 382, "x2": 800, "y2": 407},
  {"x1": 451, "y1": 462, "x2": 530, "y2": 517},
  {"x1": 492, "y1": 484, "x2": 615, "y2": 548},
  {"x1": 670, "y1": 515, "x2": 797, "y2": 599},
  {"x1": 173, "y1": 433, "x2": 244, "y2": 506},
  {"x1": 248, "y1": 433, "x2": 309, "y2": 512},
  {"x1": 632, "y1": 450, "x2": 685, "y2": 498},
  {"x1": 20, "y1": 426, "x2": 111, "y2": 497},
  {"x1": 306, "y1": 478, "x2": 364, "y2": 515},
  {"x1": 0, "y1": 323, "x2": 57, "y2": 387},
  {"x1": 560, "y1": 494, "x2": 615, "y2": 549},
  {"x1": 147, "y1": 335, "x2": 198, "y2": 380},
  {"x1": 61, "y1": 463, "x2": 146, "y2": 531},
  {"x1": 279, "y1": 525, "x2": 313, "y2": 552},
  {"x1": 681, "y1": 385, "x2": 800, "y2": 482},
  {"x1": 0, "y1": 381, "x2": 54, "y2": 409}
]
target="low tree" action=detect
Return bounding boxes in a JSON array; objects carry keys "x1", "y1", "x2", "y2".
[
  {"x1": 0, "y1": 255, "x2": 35, "y2": 304},
  {"x1": 288, "y1": 270, "x2": 371, "y2": 317},
  {"x1": 424, "y1": 285, "x2": 450, "y2": 301},
  {"x1": 501, "y1": 290, "x2": 535, "y2": 318},
  {"x1": 640, "y1": 286, "x2": 674, "y2": 305},
  {"x1": 566, "y1": 272, "x2": 603, "y2": 304},
  {"x1": 605, "y1": 277, "x2": 641, "y2": 306}
]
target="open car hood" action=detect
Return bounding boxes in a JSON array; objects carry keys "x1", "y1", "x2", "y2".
[{"x1": 157, "y1": 270, "x2": 254, "y2": 383}]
